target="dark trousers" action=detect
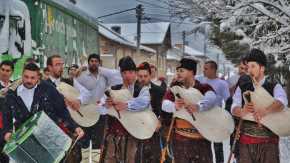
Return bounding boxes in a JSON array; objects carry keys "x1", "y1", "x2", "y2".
[
  {"x1": 61, "y1": 143, "x2": 82, "y2": 163},
  {"x1": 173, "y1": 137, "x2": 212, "y2": 163},
  {"x1": 80, "y1": 115, "x2": 106, "y2": 149},
  {"x1": 0, "y1": 153, "x2": 9, "y2": 163},
  {"x1": 238, "y1": 143, "x2": 279, "y2": 163},
  {"x1": 101, "y1": 134, "x2": 138, "y2": 163},
  {"x1": 136, "y1": 133, "x2": 161, "y2": 163},
  {"x1": 214, "y1": 142, "x2": 224, "y2": 163}
]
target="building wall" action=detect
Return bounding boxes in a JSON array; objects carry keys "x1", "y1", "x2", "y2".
[
  {"x1": 166, "y1": 59, "x2": 179, "y2": 84},
  {"x1": 99, "y1": 35, "x2": 156, "y2": 69},
  {"x1": 144, "y1": 29, "x2": 172, "y2": 77}
]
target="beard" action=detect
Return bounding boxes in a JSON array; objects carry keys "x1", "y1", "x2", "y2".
[
  {"x1": 89, "y1": 65, "x2": 98, "y2": 73},
  {"x1": 23, "y1": 82, "x2": 36, "y2": 89},
  {"x1": 53, "y1": 70, "x2": 63, "y2": 78}
]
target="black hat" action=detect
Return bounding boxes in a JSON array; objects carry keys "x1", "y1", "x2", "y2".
[
  {"x1": 118, "y1": 56, "x2": 136, "y2": 72},
  {"x1": 176, "y1": 58, "x2": 197, "y2": 74},
  {"x1": 246, "y1": 48, "x2": 267, "y2": 67}
]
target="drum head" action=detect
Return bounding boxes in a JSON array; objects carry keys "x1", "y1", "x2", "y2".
[{"x1": 3, "y1": 112, "x2": 40, "y2": 154}]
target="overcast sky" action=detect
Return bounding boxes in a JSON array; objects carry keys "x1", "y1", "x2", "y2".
[{"x1": 75, "y1": 0, "x2": 227, "y2": 63}]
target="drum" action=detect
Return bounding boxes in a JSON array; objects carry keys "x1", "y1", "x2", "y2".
[{"x1": 3, "y1": 111, "x2": 72, "y2": 163}]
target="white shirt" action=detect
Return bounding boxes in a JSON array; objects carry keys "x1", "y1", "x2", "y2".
[
  {"x1": 231, "y1": 77, "x2": 288, "y2": 113},
  {"x1": 49, "y1": 76, "x2": 91, "y2": 104},
  {"x1": 196, "y1": 76, "x2": 230, "y2": 107},
  {"x1": 17, "y1": 84, "x2": 37, "y2": 111},
  {"x1": 76, "y1": 68, "x2": 122, "y2": 102},
  {"x1": 0, "y1": 80, "x2": 10, "y2": 87}
]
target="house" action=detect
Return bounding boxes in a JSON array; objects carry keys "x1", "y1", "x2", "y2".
[
  {"x1": 165, "y1": 45, "x2": 208, "y2": 83},
  {"x1": 103, "y1": 22, "x2": 171, "y2": 76},
  {"x1": 98, "y1": 24, "x2": 156, "y2": 69}
]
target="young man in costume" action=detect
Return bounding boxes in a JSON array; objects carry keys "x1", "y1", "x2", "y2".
[{"x1": 231, "y1": 49, "x2": 288, "y2": 163}]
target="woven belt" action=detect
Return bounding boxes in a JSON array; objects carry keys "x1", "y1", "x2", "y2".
[{"x1": 174, "y1": 119, "x2": 203, "y2": 139}]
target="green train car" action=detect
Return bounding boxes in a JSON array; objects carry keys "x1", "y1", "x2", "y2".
[{"x1": 0, "y1": 0, "x2": 99, "y2": 78}]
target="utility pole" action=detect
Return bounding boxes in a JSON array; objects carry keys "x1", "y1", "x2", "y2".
[
  {"x1": 182, "y1": 31, "x2": 186, "y2": 57},
  {"x1": 203, "y1": 24, "x2": 208, "y2": 59},
  {"x1": 136, "y1": 4, "x2": 143, "y2": 55},
  {"x1": 217, "y1": 53, "x2": 220, "y2": 66}
]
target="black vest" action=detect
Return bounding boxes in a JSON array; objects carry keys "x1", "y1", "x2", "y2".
[
  {"x1": 111, "y1": 82, "x2": 142, "y2": 98},
  {"x1": 149, "y1": 82, "x2": 165, "y2": 117},
  {"x1": 241, "y1": 77, "x2": 277, "y2": 107},
  {"x1": 61, "y1": 78, "x2": 74, "y2": 87},
  {"x1": 241, "y1": 77, "x2": 278, "y2": 137}
]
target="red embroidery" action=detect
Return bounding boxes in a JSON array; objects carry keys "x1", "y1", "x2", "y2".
[{"x1": 240, "y1": 134, "x2": 279, "y2": 144}]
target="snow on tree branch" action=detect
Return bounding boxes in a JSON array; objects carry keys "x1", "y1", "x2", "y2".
[{"x1": 169, "y1": 0, "x2": 290, "y2": 63}]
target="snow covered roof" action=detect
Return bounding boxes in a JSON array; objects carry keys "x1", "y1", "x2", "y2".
[
  {"x1": 98, "y1": 24, "x2": 156, "y2": 54},
  {"x1": 184, "y1": 46, "x2": 205, "y2": 57},
  {"x1": 103, "y1": 22, "x2": 170, "y2": 44}
]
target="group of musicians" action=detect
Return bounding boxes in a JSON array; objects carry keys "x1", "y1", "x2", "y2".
[{"x1": 0, "y1": 48, "x2": 288, "y2": 163}]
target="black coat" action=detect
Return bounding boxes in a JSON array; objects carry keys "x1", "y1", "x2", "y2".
[
  {"x1": 149, "y1": 82, "x2": 165, "y2": 117},
  {"x1": 2, "y1": 81, "x2": 77, "y2": 137}
]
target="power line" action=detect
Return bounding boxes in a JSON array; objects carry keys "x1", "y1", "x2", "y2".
[
  {"x1": 136, "y1": 0, "x2": 170, "y2": 10},
  {"x1": 97, "y1": 7, "x2": 136, "y2": 19},
  {"x1": 145, "y1": 16, "x2": 195, "y2": 25}
]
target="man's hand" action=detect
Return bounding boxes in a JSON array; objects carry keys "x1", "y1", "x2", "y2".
[
  {"x1": 155, "y1": 120, "x2": 162, "y2": 132},
  {"x1": 65, "y1": 98, "x2": 81, "y2": 111},
  {"x1": 74, "y1": 127, "x2": 85, "y2": 139},
  {"x1": 243, "y1": 102, "x2": 255, "y2": 114},
  {"x1": 175, "y1": 99, "x2": 185, "y2": 110},
  {"x1": 253, "y1": 109, "x2": 268, "y2": 124},
  {"x1": 4, "y1": 132, "x2": 12, "y2": 142},
  {"x1": 104, "y1": 97, "x2": 114, "y2": 108},
  {"x1": 185, "y1": 103, "x2": 199, "y2": 114},
  {"x1": 114, "y1": 101, "x2": 128, "y2": 111}
]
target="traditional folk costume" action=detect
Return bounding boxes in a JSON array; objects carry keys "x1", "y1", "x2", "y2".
[
  {"x1": 2, "y1": 80, "x2": 79, "y2": 162},
  {"x1": 231, "y1": 50, "x2": 288, "y2": 163},
  {"x1": 136, "y1": 81, "x2": 166, "y2": 163},
  {"x1": 46, "y1": 77, "x2": 91, "y2": 163},
  {"x1": 161, "y1": 58, "x2": 218, "y2": 163},
  {"x1": 197, "y1": 75, "x2": 230, "y2": 163},
  {"x1": 101, "y1": 56, "x2": 151, "y2": 163}
]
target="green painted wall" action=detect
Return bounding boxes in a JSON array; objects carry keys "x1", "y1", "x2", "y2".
[{"x1": 1, "y1": 0, "x2": 99, "y2": 79}]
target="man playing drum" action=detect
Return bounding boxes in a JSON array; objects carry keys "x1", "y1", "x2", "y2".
[
  {"x1": 231, "y1": 49, "x2": 288, "y2": 163},
  {"x1": 2, "y1": 63, "x2": 84, "y2": 162},
  {"x1": 161, "y1": 58, "x2": 218, "y2": 163}
]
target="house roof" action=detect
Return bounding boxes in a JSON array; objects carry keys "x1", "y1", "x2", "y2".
[
  {"x1": 103, "y1": 22, "x2": 170, "y2": 44},
  {"x1": 166, "y1": 47, "x2": 182, "y2": 61},
  {"x1": 184, "y1": 46, "x2": 205, "y2": 57},
  {"x1": 170, "y1": 46, "x2": 207, "y2": 61},
  {"x1": 98, "y1": 24, "x2": 156, "y2": 54}
]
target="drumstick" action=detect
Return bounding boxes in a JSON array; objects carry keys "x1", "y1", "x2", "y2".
[
  {"x1": 176, "y1": 93, "x2": 196, "y2": 121},
  {"x1": 63, "y1": 135, "x2": 81, "y2": 162},
  {"x1": 104, "y1": 90, "x2": 121, "y2": 119}
]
